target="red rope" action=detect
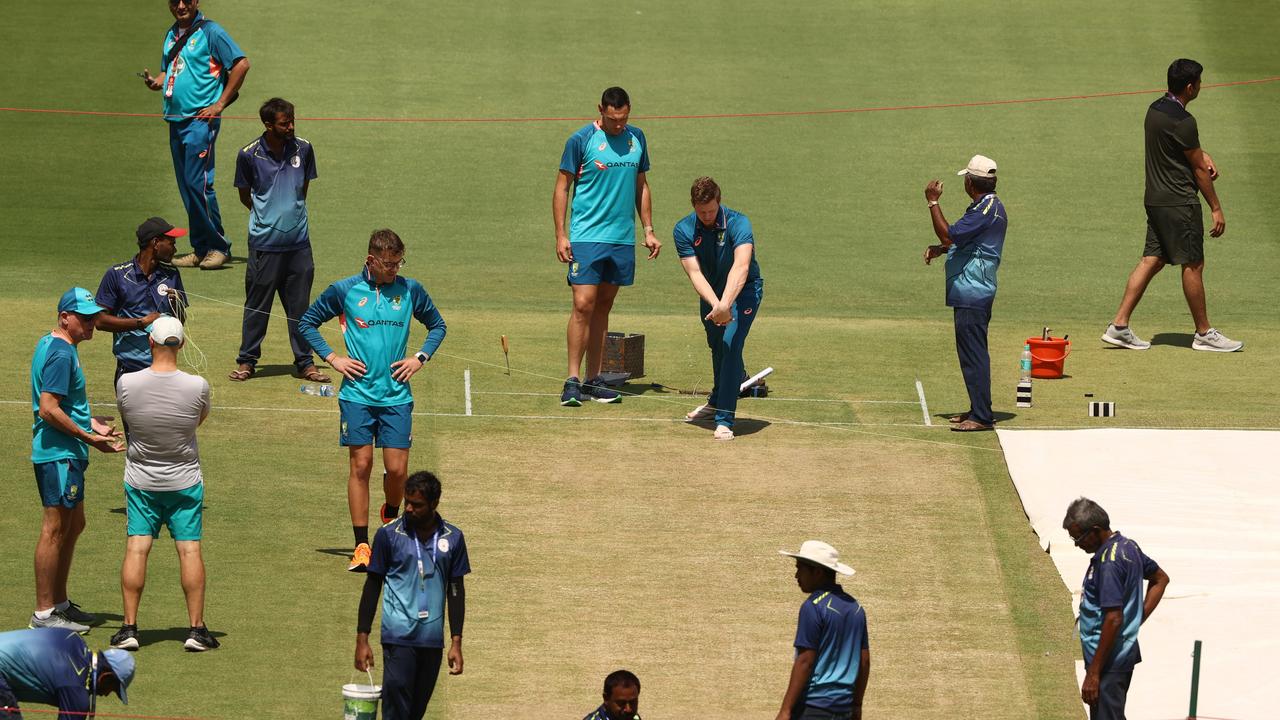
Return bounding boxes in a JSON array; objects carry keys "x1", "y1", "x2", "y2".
[{"x1": 0, "y1": 76, "x2": 1275, "y2": 125}]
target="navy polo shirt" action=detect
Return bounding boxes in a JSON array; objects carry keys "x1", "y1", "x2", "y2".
[
  {"x1": 234, "y1": 134, "x2": 317, "y2": 252},
  {"x1": 367, "y1": 516, "x2": 470, "y2": 648},
  {"x1": 672, "y1": 205, "x2": 762, "y2": 301},
  {"x1": 794, "y1": 584, "x2": 869, "y2": 713},
  {"x1": 96, "y1": 257, "x2": 186, "y2": 371},
  {"x1": 1078, "y1": 532, "x2": 1159, "y2": 673}
]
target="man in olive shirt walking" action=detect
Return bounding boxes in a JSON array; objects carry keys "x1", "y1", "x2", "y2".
[{"x1": 1102, "y1": 58, "x2": 1242, "y2": 352}]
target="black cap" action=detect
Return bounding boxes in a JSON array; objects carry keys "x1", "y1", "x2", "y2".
[{"x1": 135, "y1": 217, "x2": 188, "y2": 246}]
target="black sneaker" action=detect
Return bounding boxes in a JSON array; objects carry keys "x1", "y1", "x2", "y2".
[
  {"x1": 184, "y1": 625, "x2": 221, "y2": 652},
  {"x1": 62, "y1": 600, "x2": 98, "y2": 625},
  {"x1": 560, "y1": 377, "x2": 582, "y2": 407},
  {"x1": 582, "y1": 376, "x2": 622, "y2": 404},
  {"x1": 110, "y1": 624, "x2": 139, "y2": 651}
]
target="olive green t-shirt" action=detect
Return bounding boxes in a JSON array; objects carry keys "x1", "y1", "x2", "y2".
[{"x1": 1144, "y1": 95, "x2": 1200, "y2": 206}]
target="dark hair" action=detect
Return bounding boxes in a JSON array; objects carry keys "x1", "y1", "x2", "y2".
[
  {"x1": 968, "y1": 174, "x2": 997, "y2": 194},
  {"x1": 600, "y1": 86, "x2": 631, "y2": 110},
  {"x1": 1167, "y1": 58, "x2": 1203, "y2": 94},
  {"x1": 404, "y1": 471, "x2": 442, "y2": 503},
  {"x1": 368, "y1": 228, "x2": 405, "y2": 256},
  {"x1": 1063, "y1": 497, "x2": 1110, "y2": 531},
  {"x1": 690, "y1": 176, "x2": 721, "y2": 205},
  {"x1": 603, "y1": 669, "x2": 640, "y2": 698},
  {"x1": 259, "y1": 97, "x2": 295, "y2": 125}
]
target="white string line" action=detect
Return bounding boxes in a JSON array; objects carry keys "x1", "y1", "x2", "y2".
[
  {"x1": 174, "y1": 290, "x2": 1002, "y2": 452},
  {"x1": 6, "y1": 400, "x2": 1277, "y2": 434}
]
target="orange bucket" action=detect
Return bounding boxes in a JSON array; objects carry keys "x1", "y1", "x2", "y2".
[{"x1": 1026, "y1": 337, "x2": 1071, "y2": 379}]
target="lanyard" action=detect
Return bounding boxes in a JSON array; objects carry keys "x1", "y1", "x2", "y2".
[{"x1": 409, "y1": 521, "x2": 441, "y2": 619}]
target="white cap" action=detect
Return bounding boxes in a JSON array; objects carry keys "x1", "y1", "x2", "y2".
[
  {"x1": 778, "y1": 540, "x2": 856, "y2": 576},
  {"x1": 147, "y1": 315, "x2": 184, "y2": 346},
  {"x1": 957, "y1": 154, "x2": 997, "y2": 178}
]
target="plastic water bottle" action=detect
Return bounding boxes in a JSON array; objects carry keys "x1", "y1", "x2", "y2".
[
  {"x1": 299, "y1": 383, "x2": 335, "y2": 397},
  {"x1": 1020, "y1": 344, "x2": 1033, "y2": 383}
]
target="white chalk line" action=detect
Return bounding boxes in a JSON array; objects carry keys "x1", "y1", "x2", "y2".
[
  {"x1": 916, "y1": 379, "x2": 932, "y2": 427},
  {"x1": 469, "y1": 390, "x2": 915, "y2": 404}
]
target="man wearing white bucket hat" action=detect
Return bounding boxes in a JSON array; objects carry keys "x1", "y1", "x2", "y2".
[
  {"x1": 775, "y1": 540, "x2": 870, "y2": 720},
  {"x1": 923, "y1": 155, "x2": 1008, "y2": 433},
  {"x1": 0, "y1": 627, "x2": 135, "y2": 717}
]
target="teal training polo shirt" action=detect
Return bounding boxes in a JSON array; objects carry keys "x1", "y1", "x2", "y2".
[
  {"x1": 559, "y1": 122, "x2": 651, "y2": 245},
  {"x1": 299, "y1": 268, "x2": 447, "y2": 408},
  {"x1": 367, "y1": 516, "x2": 471, "y2": 648},
  {"x1": 160, "y1": 13, "x2": 245, "y2": 121},
  {"x1": 30, "y1": 335, "x2": 91, "y2": 463}
]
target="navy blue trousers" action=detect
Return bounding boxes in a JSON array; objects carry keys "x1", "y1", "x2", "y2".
[
  {"x1": 236, "y1": 247, "x2": 317, "y2": 370},
  {"x1": 381, "y1": 644, "x2": 442, "y2": 720},
  {"x1": 168, "y1": 118, "x2": 229, "y2": 256},
  {"x1": 953, "y1": 307, "x2": 994, "y2": 425},
  {"x1": 702, "y1": 280, "x2": 763, "y2": 428}
]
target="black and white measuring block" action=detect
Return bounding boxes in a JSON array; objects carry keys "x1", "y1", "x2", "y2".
[
  {"x1": 1089, "y1": 401, "x2": 1116, "y2": 417},
  {"x1": 1016, "y1": 381, "x2": 1032, "y2": 408}
]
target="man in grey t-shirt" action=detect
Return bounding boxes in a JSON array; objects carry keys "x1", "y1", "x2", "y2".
[{"x1": 111, "y1": 316, "x2": 220, "y2": 652}]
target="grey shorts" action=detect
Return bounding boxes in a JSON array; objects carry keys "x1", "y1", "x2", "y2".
[{"x1": 1143, "y1": 204, "x2": 1204, "y2": 265}]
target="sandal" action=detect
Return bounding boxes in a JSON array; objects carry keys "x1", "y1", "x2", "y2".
[
  {"x1": 949, "y1": 413, "x2": 970, "y2": 424},
  {"x1": 228, "y1": 364, "x2": 255, "y2": 382},
  {"x1": 297, "y1": 366, "x2": 332, "y2": 383}
]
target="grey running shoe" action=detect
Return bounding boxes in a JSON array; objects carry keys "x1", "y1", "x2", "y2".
[
  {"x1": 110, "y1": 625, "x2": 139, "y2": 651},
  {"x1": 581, "y1": 376, "x2": 622, "y2": 404},
  {"x1": 61, "y1": 601, "x2": 97, "y2": 625},
  {"x1": 29, "y1": 610, "x2": 89, "y2": 634},
  {"x1": 1100, "y1": 324, "x2": 1151, "y2": 350},
  {"x1": 1192, "y1": 328, "x2": 1244, "y2": 352},
  {"x1": 184, "y1": 625, "x2": 221, "y2": 652}
]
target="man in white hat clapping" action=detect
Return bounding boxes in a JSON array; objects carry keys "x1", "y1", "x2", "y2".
[{"x1": 775, "y1": 540, "x2": 870, "y2": 720}]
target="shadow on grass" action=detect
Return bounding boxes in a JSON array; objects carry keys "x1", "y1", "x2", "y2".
[
  {"x1": 1150, "y1": 332, "x2": 1194, "y2": 348},
  {"x1": 250, "y1": 364, "x2": 306, "y2": 380},
  {"x1": 136, "y1": 626, "x2": 227, "y2": 647},
  {"x1": 933, "y1": 410, "x2": 1019, "y2": 423},
  {"x1": 684, "y1": 417, "x2": 770, "y2": 437},
  {"x1": 315, "y1": 548, "x2": 355, "y2": 557}
]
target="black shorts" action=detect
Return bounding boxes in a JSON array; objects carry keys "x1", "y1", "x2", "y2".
[{"x1": 1143, "y1": 204, "x2": 1203, "y2": 265}]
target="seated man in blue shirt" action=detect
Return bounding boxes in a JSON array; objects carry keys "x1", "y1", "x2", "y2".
[
  {"x1": 923, "y1": 155, "x2": 1008, "y2": 432},
  {"x1": 354, "y1": 471, "x2": 469, "y2": 720},
  {"x1": 777, "y1": 540, "x2": 870, "y2": 720},
  {"x1": 583, "y1": 669, "x2": 641, "y2": 720},
  {"x1": 1064, "y1": 497, "x2": 1170, "y2": 720},
  {"x1": 0, "y1": 627, "x2": 135, "y2": 719}
]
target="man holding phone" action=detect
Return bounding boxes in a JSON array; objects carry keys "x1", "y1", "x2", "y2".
[{"x1": 140, "y1": 0, "x2": 249, "y2": 271}]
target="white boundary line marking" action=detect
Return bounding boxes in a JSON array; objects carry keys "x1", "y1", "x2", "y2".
[
  {"x1": 916, "y1": 379, "x2": 932, "y2": 427},
  {"x1": 463, "y1": 369, "x2": 472, "y2": 417},
  {"x1": 470, "y1": 390, "x2": 915, "y2": 404}
]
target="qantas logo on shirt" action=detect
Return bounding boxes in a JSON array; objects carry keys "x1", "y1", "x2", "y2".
[
  {"x1": 593, "y1": 160, "x2": 608, "y2": 171},
  {"x1": 352, "y1": 318, "x2": 405, "y2": 329},
  {"x1": 354, "y1": 317, "x2": 369, "y2": 329},
  {"x1": 591, "y1": 160, "x2": 639, "y2": 171}
]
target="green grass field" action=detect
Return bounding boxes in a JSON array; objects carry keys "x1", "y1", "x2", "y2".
[{"x1": 2, "y1": 1, "x2": 1278, "y2": 717}]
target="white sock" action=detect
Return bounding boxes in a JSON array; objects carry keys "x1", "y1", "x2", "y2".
[{"x1": 33, "y1": 607, "x2": 55, "y2": 620}]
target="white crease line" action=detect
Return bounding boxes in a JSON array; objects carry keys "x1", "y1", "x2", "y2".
[
  {"x1": 916, "y1": 379, "x2": 932, "y2": 427},
  {"x1": 463, "y1": 369, "x2": 472, "y2": 417},
  {"x1": 470, "y1": 391, "x2": 915, "y2": 404}
]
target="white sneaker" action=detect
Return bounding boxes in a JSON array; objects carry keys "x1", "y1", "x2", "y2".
[
  {"x1": 1192, "y1": 328, "x2": 1243, "y2": 352},
  {"x1": 713, "y1": 425, "x2": 734, "y2": 441},
  {"x1": 685, "y1": 404, "x2": 716, "y2": 422},
  {"x1": 29, "y1": 610, "x2": 89, "y2": 635},
  {"x1": 1100, "y1": 324, "x2": 1151, "y2": 350}
]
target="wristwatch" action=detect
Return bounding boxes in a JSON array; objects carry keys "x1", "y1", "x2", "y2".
[
  {"x1": 643, "y1": 225, "x2": 655, "y2": 233},
  {"x1": 927, "y1": 200, "x2": 939, "y2": 208},
  {"x1": 415, "y1": 351, "x2": 429, "y2": 364}
]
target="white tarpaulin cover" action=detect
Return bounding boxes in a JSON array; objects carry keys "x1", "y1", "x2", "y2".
[{"x1": 997, "y1": 428, "x2": 1280, "y2": 720}]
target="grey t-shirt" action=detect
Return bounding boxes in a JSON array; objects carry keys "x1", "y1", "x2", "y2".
[{"x1": 117, "y1": 368, "x2": 210, "y2": 491}]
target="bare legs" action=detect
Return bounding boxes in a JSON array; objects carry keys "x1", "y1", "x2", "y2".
[
  {"x1": 120, "y1": 535, "x2": 206, "y2": 627},
  {"x1": 34, "y1": 505, "x2": 84, "y2": 611},
  {"x1": 1112, "y1": 256, "x2": 1211, "y2": 334},
  {"x1": 566, "y1": 282, "x2": 619, "y2": 379}
]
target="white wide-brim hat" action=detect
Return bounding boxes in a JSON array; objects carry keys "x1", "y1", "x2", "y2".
[
  {"x1": 957, "y1": 154, "x2": 997, "y2": 178},
  {"x1": 779, "y1": 540, "x2": 856, "y2": 576}
]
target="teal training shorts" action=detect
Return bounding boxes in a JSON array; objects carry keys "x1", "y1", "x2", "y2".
[
  {"x1": 33, "y1": 458, "x2": 88, "y2": 508},
  {"x1": 125, "y1": 482, "x2": 204, "y2": 541}
]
